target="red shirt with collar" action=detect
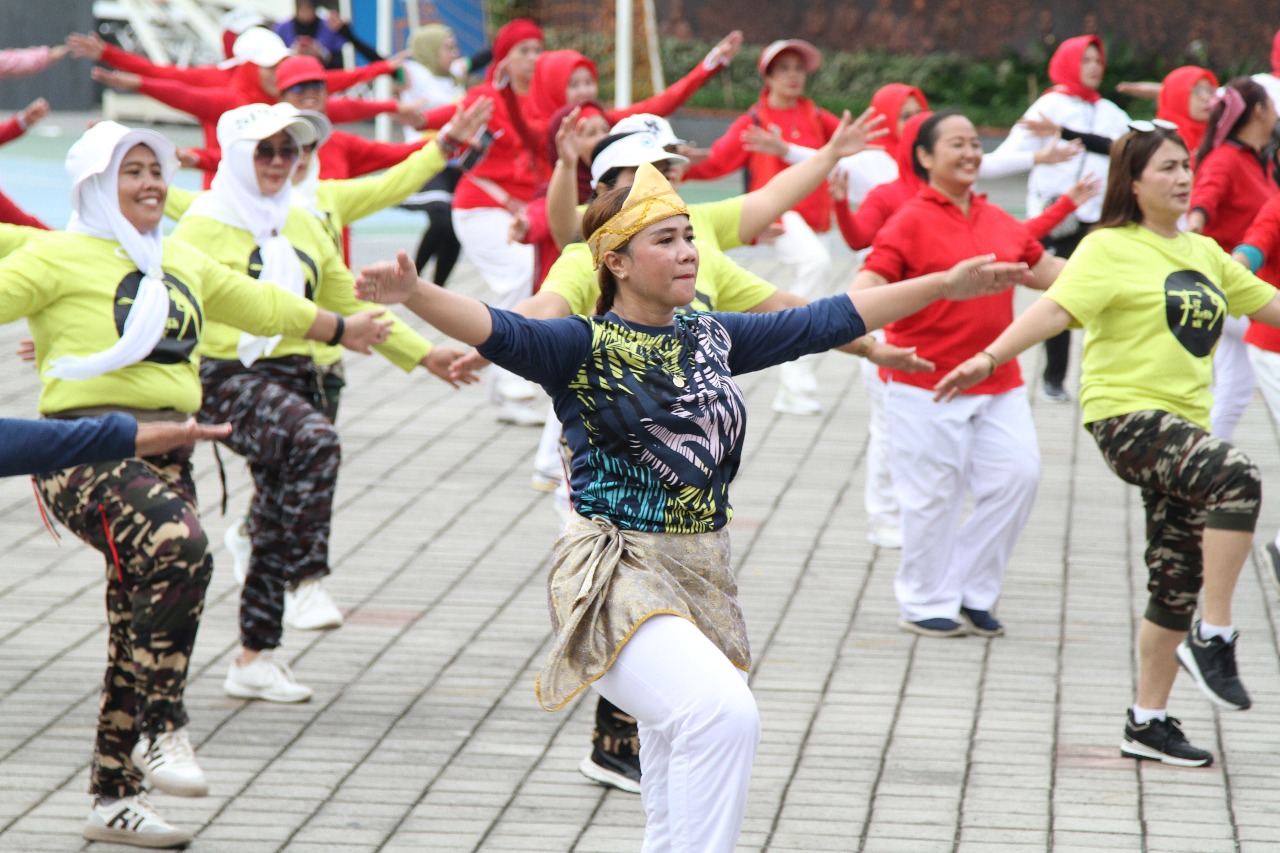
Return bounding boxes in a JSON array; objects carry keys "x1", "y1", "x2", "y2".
[
  {"x1": 1191, "y1": 140, "x2": 1276, "y2": 251},
  {"x1": 1238, "y1": 193, "x2": 1280, "y2": 353},
  {"x1": 861, "y1": 185, "x2": 1044, "y2": 394}
]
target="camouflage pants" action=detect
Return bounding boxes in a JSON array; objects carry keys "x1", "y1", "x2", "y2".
[
  {"x1": 1090, "y1": 410, "x2": 1261, "y2": 631},
  {"x1": 34, "y1": 448, "x2": 211, "y2": 798},
  {"x1": 200, "y1": 357, "x2": 341, "y2": 651}
]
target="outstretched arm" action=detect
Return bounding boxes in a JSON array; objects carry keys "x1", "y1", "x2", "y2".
[
  {"x1": 738, "y1": 108, "x2": 886, "y2": 243},
  {"x1": 357, "y1": 250, "x2": 493, "y2": 345},
  {"x1": 845, "y1": 255, "x2": 1032, "y2": 333},
  {"x1": 933, "y1": 298, "x2": 1074, "y2": 401}
]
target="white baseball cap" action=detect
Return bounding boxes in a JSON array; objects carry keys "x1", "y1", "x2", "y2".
[
  {"x1": 590, "y1": 131, "x2": 689, "y2": 188},
  {"x1": 216, "y1": 103, "x2": 319, "y2": 151},
  {"x1": 609, "y1": 113, "x2": 685, "y2": 149},
  {"x1": 218, "y1": 27, "x2": 292, "y2": 69},
  {"x1": 66, "y1": 121, "x2": 177, "y2": 194},
  {"x1": 757, "y1": 39, "x2": 821, "y2": 76}
]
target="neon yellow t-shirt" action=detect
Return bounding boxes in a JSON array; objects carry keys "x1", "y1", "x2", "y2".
[
  {"x1": 542, "y1": 196, "x2": 771, "y2": 316},
  {"x1": 0, "y1": 232, "x2": 318, "y2": 415},
  {"x1": 1046, "y1": 224, "x2": 1275, "y2": 429},
  {"x1": 172, "y1": 209, "x2": 430, "y2": 371}
]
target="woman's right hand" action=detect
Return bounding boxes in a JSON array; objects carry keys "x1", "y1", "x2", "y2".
[
  {"x1": 91, "y1": 67, "x2": 142, "y2": 92},
  {"x1": 554, "y1": 105, "x2": 584, "y2": 165},
  {"x1": 339, "y1": 309, "x2": 393, "y2": 354},
  {"x1": 449, "y1": 96, "x2": 493, "y2": 143},
  {"x1": 356, "y1": 251, "x2": 422, "y2": 304},
  {"x1": 449, "y1": 348, "x2": 492, "y2": 379},
  {"x1": 933, "y1": 355, "x2": 994, "y2": 402},
  {"x1": 741, "y1": 124, "x2": 788, "y2": 157},
  {"x1": 942, "y1": 254, "x2": 1032, "y2": 300},
  {"x1": 66, "y1": 32, "x2": 106, "y2": 61}
]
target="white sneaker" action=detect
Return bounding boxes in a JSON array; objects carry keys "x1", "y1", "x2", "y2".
[
  {"x1": 223, "y1": 523, "x2": 251, "y2": 585},
  {"x1": 779, "y1": 359, "x2": 819, "y2": 395},
  {"x1": 530, "y1": 469, "x2": 562, "y2": 492},
  {"x1": 772, "y1": 388, "x2": 822, "y2": 416},
  {"x1": 867, "y1": 525, "x2": 904, "y2": 549},
  {"x1": 223, "y1": 651, "x2": 313, "y2": 703},
  {"x1": 130, "y1": 728, "x2": 208, "y2": 797},
  {"x1": 498, "y1": 374, "x2": 538, "y2": 402},
  {"x1": 496, "y1": 400, "x2": 547, "y2": 427},
  {"x1": 284, "y1": 577, "x2": 343, "y2": 631},
  {"x1": 83, "y1": 792, "x2": 193, "y2": 849}
]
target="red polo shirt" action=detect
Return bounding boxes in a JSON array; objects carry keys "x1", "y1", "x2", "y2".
[
  {"x1": 861, "y1": 185, "x2": 1044, "y2": 394},
  {"x1": 1239, "y1": 193, "x2": 1280, "y2": 353}
]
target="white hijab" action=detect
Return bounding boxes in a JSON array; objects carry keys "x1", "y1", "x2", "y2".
[
  {"x1": 51, "y1": 123, "x2": 177, "y2": 381},
  {"x1": 187, "y1": 117, "x2": 309, "y2": 366}
]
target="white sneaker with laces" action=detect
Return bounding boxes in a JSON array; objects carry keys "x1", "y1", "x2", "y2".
[
  {"x1": 284, "y1": 577, "x2": 343, "y2": 631},
  {"x1": 83, "y1": 792, "x2": 193, "y2": 849},
  {"x1": 130, "y1": 728, "x2": 208, "y2": 797},
  {"x1": 224, "y1": 523, "x2": 251, "y2": 585},
  {"x1": 223, "y1": 651, "x2": 313, "y2": 703}
]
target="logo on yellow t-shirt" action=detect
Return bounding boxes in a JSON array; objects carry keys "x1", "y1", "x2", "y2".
[
  {"x1": 1164, "y1": 270, "x2": 1226, "y2": 357},
  {"x1": 113, "y1": 271, "x2": 204, "y2": 364}
]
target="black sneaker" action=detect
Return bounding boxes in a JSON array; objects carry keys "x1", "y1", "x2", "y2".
[
  {"x1": 1176, "y1": 622, "x2": 1252, "y2": 710},
  {"x1": 578, "y1": 697, "x2": 641, "y2": 794},
  {"x1": 1120, "y1": 710, "x2": 1213, "y2": 767},
  {"x1": 960, "y1": 607, "x2": 1005, "y2": 638},
  {"x1": 1265, "y1": 542, "x2": 1280, "y2": 596},
  {"x1": 1039, "y1": 380, "x2": 1071, "y2": 403}
]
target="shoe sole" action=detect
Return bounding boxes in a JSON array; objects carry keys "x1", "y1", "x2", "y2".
[
  {"x1": 578, "y1": 755, "x2": 641, "y2": 794},
  {"x1": 897, "y1": 619, "x2": 970, "y2": 638},
  {"x1": 83, "y1": 825, "x2": 193, "y2": 848},
  {"x1": 223, "y1": 683, "x2": 313, "y2": 703},
  {"x1": 284, "y1": 616, "x2": 343, "y2": 631},
  {"x1": 144, "y1": 775, "x2": 209, "y2": 798},
  {"x1": 959, "y1": 618, "x2": 1005, "y2": 638},
  {"x1": 1120, "y1": 737, "x2": 1213, "y2": 768},
  {"x1": 1175, "y1": 643, "x2": 1250, "y2": 711}
]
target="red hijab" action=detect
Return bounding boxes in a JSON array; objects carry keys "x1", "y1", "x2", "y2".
[
  {"x1": 1046, "y1": 35, "x2": 1104, "y2": 103},
  {"x1": 896, "y1": 110, "x2": 932, "y2": 193},
  {"x1": 529, "y1": 50, "x2": 598, "y2": 126},
  {"x1": 487, "y1": 18, "x2": 545, "y2": 83},
  {"x1": 1271, "y1": 29, "x2": 1280, "y2": 75},
  {"x1": 1157, "y1": 66, "x2": 1218, "y2": 155},
  {"x1": 540, "y1": 100, "x2": 606, "y2": 202},
  {"x1": 869, "y1": 83, "x2": 928, "y2": 155}
]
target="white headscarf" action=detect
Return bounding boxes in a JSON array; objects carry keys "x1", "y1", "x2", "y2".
[
  {"x1": 186, "y1": 103, "x2": 317, "y2": 365},
  {"x1": 51, "y1": 122, "x2": 178, "y2": 381}
]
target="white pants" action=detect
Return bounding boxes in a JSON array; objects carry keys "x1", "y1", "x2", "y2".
[
  {"x1": 773, "y1": 210, "x2": 831, "y2": 300},
  {"x1": 861, "y1": 333, "x2": 899, "y2": 528},
  {"x1": 533, "y1": 404, "x2": 564, "y2": 479},
  {"x1": 1248, "y1": 345, "x2": 1280, "y2": 548},
  {"x1": 593, "y1": 615, "x2": 760, "y2": 853},
  {"x1": 885, "y1": 383, "x2": 1040, "y2": 622},
  {"x1": 453, "y1": 206, "x2": 538, "y2": 405},
  {"x1": 1210, "y1": 315, "x2": 1256, "y2": 441}
]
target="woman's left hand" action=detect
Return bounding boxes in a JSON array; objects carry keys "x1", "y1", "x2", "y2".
[
  {"x1": 340, "y1": 309, "x2": 394, "y2": 354},
  {"x1": 449, "y1": 96, "x2": 493, "y2": 143},
  {"x1": 703, "y1": 31, "x2": 743, "y2": 68},
  {"x1": 867, "y1": 341, "x2": 934, "y2": 373},
  {"x1": 942, "y1": 254, "x2": 1032, "y2": 300},
  {"x1": 356, "y1": 252, "x2": 422, "y2": 304},
  {"x1": 826, "y1": 108, "x2": 888, "y2": 159},
  {"x1": 933, "y1": 355, "x2": 994, "y2": 402}
]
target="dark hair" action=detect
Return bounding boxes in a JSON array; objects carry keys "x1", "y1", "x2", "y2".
[
  {"x1": 1096, "y1": 128, "x2": 1188, "y2": 229},
  {"x1": 1195, "y1": 77, "x2": 1268, "y2": 164},
  {"x1": 911, "y1": 109, "x2": 963, "y2": 180},
  {"x1": 581, "y1": 183, "x2": 632, "y2": 314}
]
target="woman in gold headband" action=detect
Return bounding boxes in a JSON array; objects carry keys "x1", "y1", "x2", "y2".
[{"x1": 355, "y1": 163, "x2": 1032, "y2": 851}]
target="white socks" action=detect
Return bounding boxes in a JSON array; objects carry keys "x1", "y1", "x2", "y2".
[
  {"x1": 1198, "y1": 621, "x2": 1235, "y2": 642},
  {"x1": 1132, "y1": 705, "x2": 1167, "y2": 724}
]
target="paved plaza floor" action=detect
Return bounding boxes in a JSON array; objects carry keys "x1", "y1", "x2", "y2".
[{"x1": 0, "y1": 115, "x2": 1278, "y2": 852}]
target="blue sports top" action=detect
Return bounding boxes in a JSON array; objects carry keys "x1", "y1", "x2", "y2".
[{"x1": 479, "y1": 295, "x2": 864, "y2": 533}]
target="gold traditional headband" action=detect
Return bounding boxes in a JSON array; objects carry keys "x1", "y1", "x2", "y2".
[{"x1": 588, "y1": 162, "x2": 689, "y2": 269}]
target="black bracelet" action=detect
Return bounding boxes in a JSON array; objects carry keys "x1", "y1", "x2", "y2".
[
  {"x1": 326, "y1": 314, "x2": 346, "y2": 347},
  {"x1": 436, "y1": 131, "x2": 465, "y2": 160}
]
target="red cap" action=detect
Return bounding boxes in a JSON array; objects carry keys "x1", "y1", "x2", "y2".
[
  {"x1": 757, "y1": 39, "x2": 821, "y2": 76},
  {"x1": 276, "y1": 55, "x2": 326, "y2": 93}
]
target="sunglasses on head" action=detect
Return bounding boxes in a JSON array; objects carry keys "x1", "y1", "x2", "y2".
[
  {"x1": 1127, "y1": 118, "x2": 1178, "y2": 134},
  {"x1": 254, "y1": 142, "x2": 300, "y2": 163},
  {"x1": 286, "y1": 80, "x2": 326, "y2": 95}
]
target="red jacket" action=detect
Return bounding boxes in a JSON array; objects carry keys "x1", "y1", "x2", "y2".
[
  {"x1": 685, "y1": 96, "x2": 840, "y2": 232},
  {"x1": 1191, "y1": 141, "x2": 1277, "y2": 252}
]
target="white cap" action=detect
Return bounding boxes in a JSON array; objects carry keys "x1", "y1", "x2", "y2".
[
  {"x1": 66, "y1": 121, "x2": 177, "y2": 193},
  {"x1": 216, "y1": 103, "x2": 319, "y2": 151},
  {"x1": 609, "y1": 113, "x2": 685, "y2": 149},
  {"x1": 296, "y1": 109, "x2": 333, "y2": 146},
  {"x1": 757, "y1": 39, "x2": 821, "y2": 76},
  {"x1": 590, "y1": 131, "x2": 689, "y2": 188},
  {"x1": 218, "y1": 27, "x2": 291, "y2": 70}
]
